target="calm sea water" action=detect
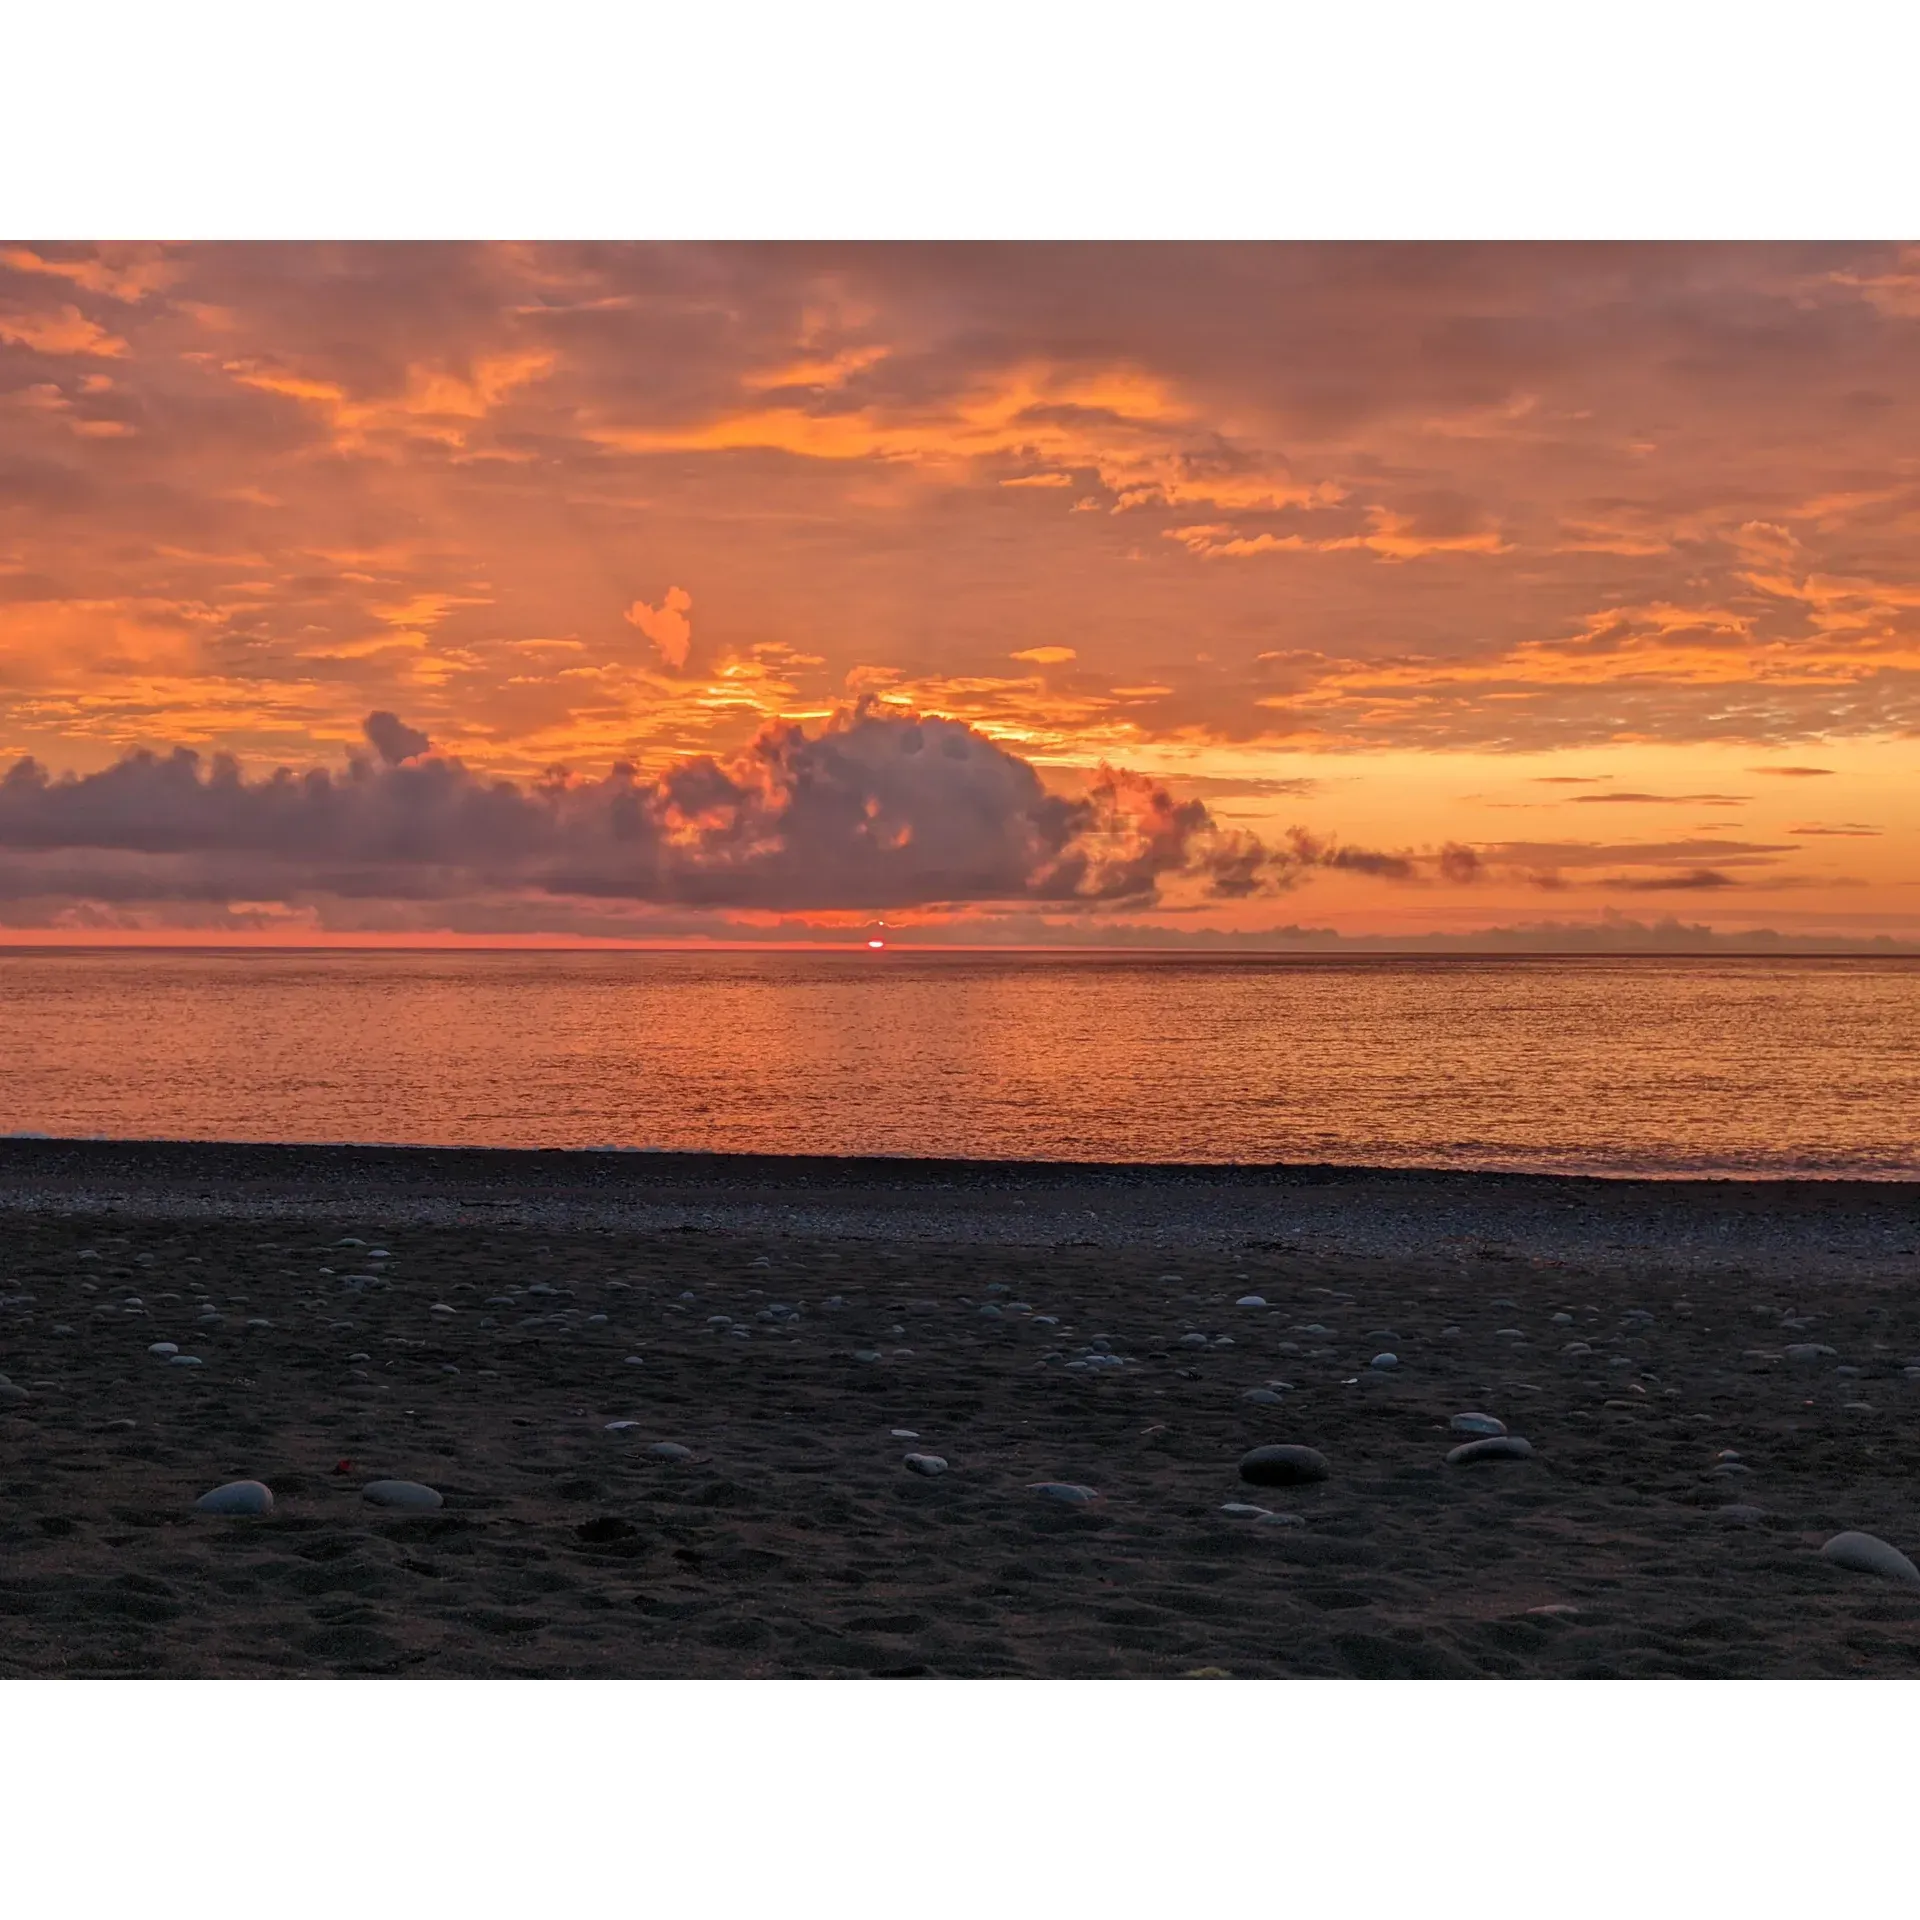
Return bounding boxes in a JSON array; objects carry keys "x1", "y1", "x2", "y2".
[{"x1": 1, "y1": 949, "x2": 1916, "y2": 1178}]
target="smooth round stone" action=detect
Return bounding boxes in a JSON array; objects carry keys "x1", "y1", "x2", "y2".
[
  {"x1": 624, "y1": 1355, "x2": 646, "y2": 1366},
  {"x1": 1716, "y1": 1505, "x2": 1767, "y2": 1525},
  {"x1": 604, "y1": 1419, "x2": 641, "y2": 1432},
  {"x1": 1551, "y1": 1312, "x2": 1575, "y2": 1327},
  {"x1": 1029, "y1": 1482, "x2": 1100, "y2": 1505},
  {"x1": 196, "y1": 1479, "x2": 273, "y2": 1516},
  {"x1": 1235, "y1": 1295, "x2": 1268, "y2": 1309},
  {"x1": 1785, "y1": 1343, "x2": 1838, "y2": 1364},
  {"x1": 1239, "y1": 1444, "x2": 1330, "y2": 1488},
  {"x1": 891, "y1": 1429, "x2": 920, "y2": 1439},
  {"x1": 362, "y1": 1480, "x2": 444, "y2": 1512},
  {"x1": 148, "y1": 1342, "x2": 179, "y2": 1356},
  {"x1": 0, "y1": 1382, "x2": 30, "y2": 1406},
  {"x1": 903, "y1": 1453, "x2": 949, "y2": 1476},
  {"x1": 1179, "y1": 1332, "x2": 1210, "y2": 1348},
  {"x1": 646, "y1": 1442, "x2": 694, "y2": 1462},
  {"x1": 852, "y1": 1349, "x2": 883, "y2": 1363},
  {"x1": 1240, "y1": 1388, "x2": 1286, "y2": 1406},
  {"x1": 1821, "y1": 1531, "x2": 1920, "y2": 1586},
  {"x1": 168, "y1": 1354, "x2": 203, "y2": 1367},
  {"x1": 1369, "y1": 1353, "x2": 1399, "y2": 1370},
  {"x1": 1447, "y1": 1436, "x2": 1534, "y2": 1465},
  {"x1": 1450, "y1": 1412, "x2": 1507, "y2": 1437}
]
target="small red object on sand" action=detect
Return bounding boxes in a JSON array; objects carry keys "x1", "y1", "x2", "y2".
[{"x1": 333, "y1": 1459, "x2": 352, "y2": 1474}]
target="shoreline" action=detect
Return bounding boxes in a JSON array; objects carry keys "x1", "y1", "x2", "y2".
[{"x1": 4, "y1": 1136, "x2": 1919, "y2": 1277}]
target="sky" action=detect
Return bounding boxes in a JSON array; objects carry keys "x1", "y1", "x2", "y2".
[{"x1": 2, "y1": 240, "x2": 1917, "y2": 947}]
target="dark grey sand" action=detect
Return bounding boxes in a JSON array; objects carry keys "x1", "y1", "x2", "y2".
[{"x1": 3, "y1": 1140, "x2": 1919, "y2": 1677}]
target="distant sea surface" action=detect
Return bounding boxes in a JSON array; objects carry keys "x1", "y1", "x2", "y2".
[{"x1": 2, "y1": 949, "x2": 1917, "y2": 1179}]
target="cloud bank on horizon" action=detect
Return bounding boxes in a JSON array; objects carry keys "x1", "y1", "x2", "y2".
[{"x1": 1, "y1": 241, "x2": 1916, "y2": 942}]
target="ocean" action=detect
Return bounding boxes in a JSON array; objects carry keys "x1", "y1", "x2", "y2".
[{"x1": 1, "y1": 948, "x2": 1915, "y2": 1178}]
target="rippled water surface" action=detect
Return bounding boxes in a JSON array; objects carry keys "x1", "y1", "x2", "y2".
[{"x1": 2, "y1": 949, "x2": 1917, "y2": 1176}]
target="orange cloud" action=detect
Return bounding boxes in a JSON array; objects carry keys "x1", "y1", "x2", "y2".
[
  {"x1": 1010, "y1": 647, "x2": 1077, "y2": 664},
  {"x1": 222, "y1": 349, "x2": 554, "y2": 453},
  {"x1": 0, "y1": 304, "x2": 129, "y2": 357},
  {"x1": 625, "y1": 587, "x2": 694, "y2": 669},
  {"x1": 0, "y1": 246, "x2": 176, "y2": 303}
]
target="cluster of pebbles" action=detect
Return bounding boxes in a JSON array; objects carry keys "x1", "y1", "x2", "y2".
[{"x1": 4, "y1": 1193, "x2": 1920, "y2": 1676}]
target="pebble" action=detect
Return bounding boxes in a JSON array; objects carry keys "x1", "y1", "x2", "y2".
[
  {"x1": 1235, "y1": 1295, "x2": 1268, "y2": 1309},
  {"x1": 362, "y1": 1480, "x2": 444, "y2": 1512},
  {"x1": 1239, "y1": 1444, "x2": 1330, "y2": 1488},
  {"x1": 891, "y1": 1429, "x2": 920, "y2": 1439},
  {"x1": 1715, "y1": 1505, "x2": 1767, "y2": 1525},
  {"x1": 1785, "y1": 1344, "x2": 1838, "y2": 1364},
  {"x1": 1, "y1": 1382, "x2": 31, "y2": 1406},
  {"x1": 168, "y1": 1354, "x2": 203, "y2": 1368},
  {"x1": 1369, "y1": 1353, "x2": 1399, "y2": 1370},
  {"x1": 1447, "y1": 1436, "x2": 1534, "y2": 1465},
  {"x1": 624, "y1": 1355, "x2": 646, "y2": 1366},
  {"x1": 604, "y1": 1420, "x2": 641, "y2": 1432},
  {"x1": 148, "y1": 1342, "x2": 179, "y2": 1357},
  {"x1": 195, "y1": 1480, "x2": 274, "y2": 1516},
  {"x1": 646, "y1": 1442, "x2": 694, "y2": 1462},
  {"x1": 903, "y1": 1454, "x2": 949, "y2": 1476},
  {"x1": 1029, "y1": 1482, "x2": 1100, "y2": 1505},
  {"x1": 852, "y1": 1349, "x2": 883, "y2": 1363},
  {"x1": 1450, "y1": 1413, "x2": 1507, "y2": 1436},
  {"x1": 1240, "y1": 1388, "x2": 1286, "y2": 1406},
  {"x1": 1820, "y1": 1531, "x2": 1920, "y2": 1587}
]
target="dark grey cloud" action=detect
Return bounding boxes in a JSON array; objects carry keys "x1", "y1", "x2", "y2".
[
  {"x1": 1605, "y1": 869, "x2": 1741, "y2": 891},
  {"x1": 0, "y1": 706, "x2": 1287, "y2": 915},
  {"x1": 363, "y1": 711, "x2": 431, "y2": 765}
]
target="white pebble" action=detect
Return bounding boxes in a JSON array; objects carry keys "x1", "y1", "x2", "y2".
[
  {"x1": 195, "y1": 1480, "x2": 273, "y2": 1516},
  {"x1": 891, "y1": 1429, "x2": 920, "y2": 1439},
  {"x1": 1450, "y1": 1412, "x2": 1506, "y2": 1436},
  {"x1": 362, "y1": 1480, "x2": 444, "y2": 1511},
  {"x1": 1821, "y1": 1532, "x2": 1920, "y2": 1586},
  {"x1": 148, "y1": 1342, "x2": 179, "y2": 1357}
]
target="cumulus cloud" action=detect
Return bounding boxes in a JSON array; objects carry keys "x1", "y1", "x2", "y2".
[
  {"x1": 363, "y1": 710, "x2": 432, "y2": 765},
  {"x1": 0, "y1": 705, "x2": 1293, "y2": 916},
  {"x1": 623, "y1": 586, "x2": 693, "y2": 668}
]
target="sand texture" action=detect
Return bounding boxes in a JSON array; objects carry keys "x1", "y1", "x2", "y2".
[{"x1": 3, "y1": 1142, "x2": 1920, "y2": 1677}]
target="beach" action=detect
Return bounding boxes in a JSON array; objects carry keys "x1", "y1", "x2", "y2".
[{"x1": 4, "y1": 1140, "x2": 1920, "y2": 1678}]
